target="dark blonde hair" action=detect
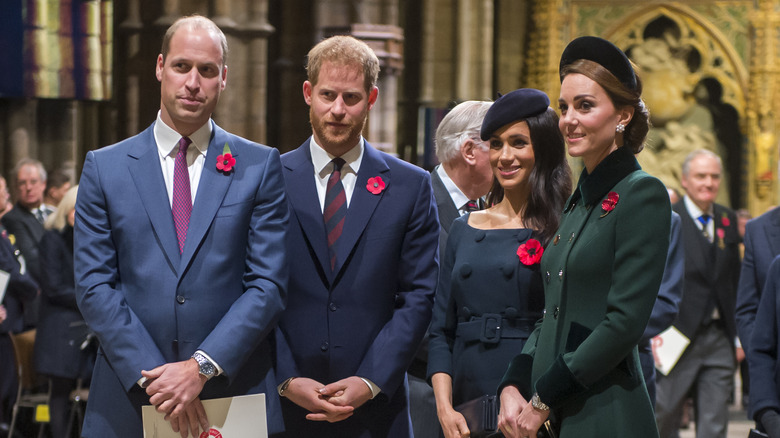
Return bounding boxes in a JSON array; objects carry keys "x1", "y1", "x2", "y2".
[
  {"x1": 560, "y1": 59, "x2": 649, "y2": 153},
  {"x1": 306, "y1": 35, "x2": 380, "y2": 92}
]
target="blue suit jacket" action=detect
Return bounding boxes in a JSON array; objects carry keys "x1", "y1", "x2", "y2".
[
  {"x1": 74, "y1": 122, "x2": 288, "y2": 437},
  {"x1": 275, "y1": 139, "x2": 439, "y2": 438},
  {"x1": 748, "y1": 254, "x2": 780, "y2": 421},
  {"x1": 737, "y1": 206, "x2": 780, "y2": 353}
]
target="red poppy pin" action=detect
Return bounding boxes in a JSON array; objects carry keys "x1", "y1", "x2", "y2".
[
  {"x1": 600, "y1": 191, "x2": 619, "y2": 218},
  {"x1": 216, "y1": 143, "x2": 235, "y2": 173},
  {"x1": 517, "y1": 239, "x2": 544, "y2": 266},
  {"x1": 367, "y1": 176, "x2": 386, "y2": 195},
  {"x1": 720, "y1": 213, "x2": 730, "y2": 227}
]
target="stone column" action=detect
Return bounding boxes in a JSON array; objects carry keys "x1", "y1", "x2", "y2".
[
  {"x1": 455, "y1": 0, "x2": 493, "y2": 100},
  {"x1": 747, "y1": 0, "x2": 780, "y2": 214}
]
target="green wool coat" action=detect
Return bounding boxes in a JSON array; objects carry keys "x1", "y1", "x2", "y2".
[{"x1": 501, "y1": 146, "x2": 670, "y2": 437}]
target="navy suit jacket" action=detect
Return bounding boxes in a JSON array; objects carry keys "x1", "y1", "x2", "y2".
[
  {"x1": 0, "y1": 224, "x2": 38, "y2": 334},
  {"x1": 74, "y1": 122, "x2": 288, "y2": 437},
  {"x1": 737, "y1": 206, "x2": 780, "y2": 353},
  {"x1": 748, "y1": 254, "x2": 780, "y2": 421},
  {"x1": 275, "y1": 139, "x2": 439, "y2": 437}
]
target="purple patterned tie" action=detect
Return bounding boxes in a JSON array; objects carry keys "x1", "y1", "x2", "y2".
[
  {"x1": 323, "y1": 158, "x2": 347, "y2": 271},
  {"x1": 172, "y1": 137, "x2": 192, "y2": 254}
]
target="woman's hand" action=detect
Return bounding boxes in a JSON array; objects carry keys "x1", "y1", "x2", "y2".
[
  {"x1": 498, "y1": 385, "x2": 527, "y2": 438},
  {"x1": 516, "y1": 399, "x2": 549, "y2": 438},
  {"x1": 437, "y1": 405, "x2": 471, "y2": 438}
]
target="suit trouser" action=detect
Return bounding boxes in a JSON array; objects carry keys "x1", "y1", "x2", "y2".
[
  {"x1": 655, "y1": 322, "x2": 736, "y2": 438},
  {"x1": 408, "y1": 374, "x2": 441, "y2": 438}
]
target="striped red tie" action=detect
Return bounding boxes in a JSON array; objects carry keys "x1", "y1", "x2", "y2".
[
  {"x1": 323, "y1": 158, "x2": 347, "y2": 270},
  {"x1": 172, "y1": 137, "x2": 192, "y2": 254}
]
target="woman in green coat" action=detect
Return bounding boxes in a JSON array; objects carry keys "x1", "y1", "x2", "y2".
[{"x1": 497, "y1": 36, "x2": 671, "y2": 438}]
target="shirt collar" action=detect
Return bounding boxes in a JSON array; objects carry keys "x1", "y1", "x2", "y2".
[
  {"x1": 310, "y1": 136, "x2": 364, "y2": 177},
  {"x1": 683, "y1": 195, "x2": 713, "y2": 220},
  {"x1": 154, "y1": 111, "x2": 211, "y2": 158},
  {"x1": 435, "y1": 165, "x2": 469, "y2": 209}
]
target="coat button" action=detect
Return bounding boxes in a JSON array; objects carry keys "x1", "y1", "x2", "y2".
[
  {"x1": 176, "y1": 295, "x2": 185, "y2": 304},
  {"x1": 321, "y1": 341, "x2": 329, "y2": 351},
  {"x1": 553, "y1": 306, "x2": 559, "y2": 319},
  {"x1": 568, "y1": 233, "x2": 575, "y2": 242},
  {"x1": 329, "y1": 302, "x2": 337, "y2": 311},
  {"x1": 553, "y1": 235, "x2": 560, "y2": 245},
  {"x1": 546, "y1": 271, "x2": 551, "y2": 283},
  {"x1": 558, "y1": 269, "x2": 563, "y2": 280}
]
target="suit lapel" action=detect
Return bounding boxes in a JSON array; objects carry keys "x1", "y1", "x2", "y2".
[
  {"x1": 179, "y1": 123, "x2": 234, "y2": 275},
  {"x1": 431, "y1": 168, "x2": 459, "y2": 234},
  {"x1": 767, "y1": 208, "x2": 780, "y2": 256},
  {"x1": 284, "y1": 141, "x2": 331, "y2": 276},
  {"x1": 333, "y1": 143, "x2": 389, "y2": 276},
  {"x1": 127, "y1": 126, "x2": 180, "y2": 273}
]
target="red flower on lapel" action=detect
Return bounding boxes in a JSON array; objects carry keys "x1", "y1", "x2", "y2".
[
  {"x1": 517, "y1": 239, "x2": 544, "y2": 266},
  {"x1": 600, "y1": 191, "x2": 619, "y2": 218},
  {"x1": 721, "y1": 214, "x2": 730, "y2": 227},
  {"x1": 216, "y1": 143, "x2": 235, "y2": 173},
  {"x1": 367, "y1": 176, "x2": 386, "y2": 195}
]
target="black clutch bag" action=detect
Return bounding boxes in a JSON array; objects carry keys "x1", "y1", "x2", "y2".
[
  {"x1": 455, "y1": 395, "x2": 500, "y2": 438},
  {"x1": 454, "y1": 395, "x2": 557, "y2": 438},
  {"x1": 749, "y1": 429, "x2": 769, "y2": 438}
]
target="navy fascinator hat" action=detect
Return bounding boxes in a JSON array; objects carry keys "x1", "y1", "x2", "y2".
[
  {"x1": 559, "y1": 36, "x2": 637, "y2": 91},
  {"x1": 479, "y1": 88, "x2": 550, "y2": 141}
]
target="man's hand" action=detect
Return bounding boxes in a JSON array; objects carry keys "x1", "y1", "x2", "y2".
[
  {"x1": 281, "y1": 377, "x2": 354, "y2": 422},
  {"x1": 167, "y1": 397, "x2": 209, "y2": 438},
  {"x1": 315, "y1": 376, "x2": 373, "y2": 411},
  {"x1": 142, "y1": 358, "x2": 206, "y2": 419},
  {"x1": 497, "y1": 385, "x2": 527, "y2": 438}
]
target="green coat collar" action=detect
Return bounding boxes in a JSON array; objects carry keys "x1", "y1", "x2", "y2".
[{"x1": 566, "y1": 146, "x2": 641, "y2": 210}]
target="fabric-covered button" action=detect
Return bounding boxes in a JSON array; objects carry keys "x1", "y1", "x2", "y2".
[
  {"x1": 501, "y1": 263, "x2": 514, "y2": 278},
  {"x1": 474, "y1": 230, "x2": 486, "y2": 242},
  {"x1": 329, "y1": 302, "x2": 337, "y2": 311},
  {"x1": 504, "y1": 307, "x2": 518, "y2": 318},
  {"x1": 459, "y1": 264, "x2": 473, "y2": 278}
]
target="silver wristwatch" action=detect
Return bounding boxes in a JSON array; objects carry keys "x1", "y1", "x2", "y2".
[
  {"x1": 531, "y1": 392, "x2": 550, "y2": 411},
  {"x1": 192, "y1": 351, "x2": 216, "y2": 380}
]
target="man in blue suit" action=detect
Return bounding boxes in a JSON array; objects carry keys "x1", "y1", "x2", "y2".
[
  {"x1": 274, "y1": 35, "x2": 439, "y2": 437},
  {"x1": 74, "y1": 15, "x2": 288, "y2": 438}
]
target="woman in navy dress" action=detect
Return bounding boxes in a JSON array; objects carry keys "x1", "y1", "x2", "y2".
[{"x1": 428, "y1": 88, "x2": 571, "y2": 438}]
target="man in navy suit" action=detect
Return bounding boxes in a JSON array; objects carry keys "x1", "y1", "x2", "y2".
[
  {"x1": 74, "y1": 15, "x2": 288, "y2": 438},
  {"x1": 274, "y1": 35, "x2": 439, "y2": 437},
  {"x1": 737, "y1": 205, "x2": 780, "y2": 424}
]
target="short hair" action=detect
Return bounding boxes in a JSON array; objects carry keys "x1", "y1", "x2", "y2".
[
  {"x1": 434, "y1": 101, "x2": 492, "y2": 164},
  {"x1": 560, "y1": 59, "x2": 649, "y2": 154},
  {"x1": 46, "y1": 169, "x2": 71, "y2": 193},
  {"x1": 306, "y1": 35, "x2": 380, "y2": 92},
  {"x1": 44, "y1": 185, "x2": 78, "y2": 232},
  {"x1": 12, "y1": 158, "x2": 47, "y2": 184},
  {"x1": 682, "y1": 149, "x2": 722, "y2": 177},
  {"x1": 161, "y1": 15, "x2": 228, "y2": 66}
]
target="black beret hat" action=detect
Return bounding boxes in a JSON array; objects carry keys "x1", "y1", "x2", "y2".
[
  {"x1": 559, "y1": 36, "x2": 637, "y2": 91},
  {"x1": 479, "y1": 88, "x2": 550, "y2": 141}
]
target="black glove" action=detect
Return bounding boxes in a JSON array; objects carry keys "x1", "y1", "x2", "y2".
[{"x1": 759, "y1": 409, "x2": 780, "y2": 438}]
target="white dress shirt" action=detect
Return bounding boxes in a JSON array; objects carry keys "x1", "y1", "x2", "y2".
[
  {"x1": 153, "y1": 111, "x2": 211, "y2": 207},
  {"x1": 309, "y1": 137, "x2": 364, "y2": 212},
  {"x1": 435, "y1": 165, "x2": 472, "y2": 216}
]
